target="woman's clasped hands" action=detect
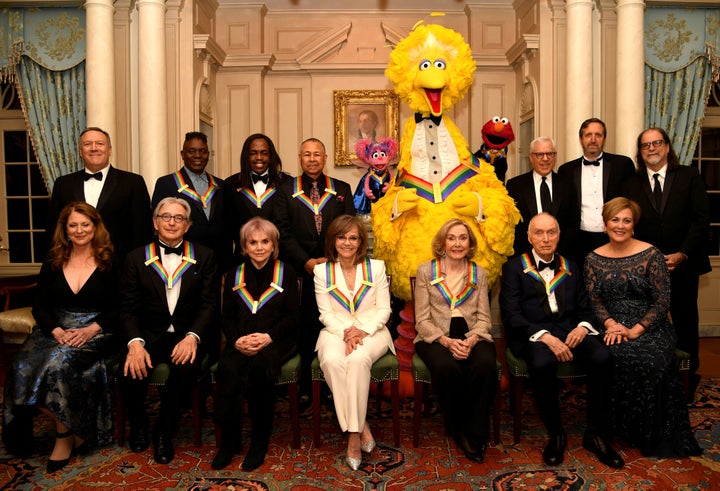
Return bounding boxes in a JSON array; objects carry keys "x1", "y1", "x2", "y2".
[
  {"x1": 343, "y1": 326, "x2": 367, "y2": 355},
  {"x1": 440, "y1": 335, "x2": 478, "y2": 360},
  {"x1": 235, "y1": 332, "x2": 272, "y2": 355}
]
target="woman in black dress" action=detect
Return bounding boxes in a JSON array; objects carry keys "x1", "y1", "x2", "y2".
[
  {"x1": 2, "y1": 202, "x2": 118, "y2": 472},
  {"x1": 211, "y1": 217, "x2": 298, "y2": 471},
  {"x1": 585, "y1": 197, "x2": 702, "y2": 457}
]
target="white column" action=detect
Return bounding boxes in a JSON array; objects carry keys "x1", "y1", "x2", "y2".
[
  {"x1": 84, "y1": 0, "x2": 116, "y2": 142},
  {"x1": 615, "y1": 0, "x2": 645, "y2": 160},
  {"x1": 136, "y1": 0, "x2": 168, "y2": 188},
  {"x1": 565, "y1": 0, "x2": 595, "y2": 155}
]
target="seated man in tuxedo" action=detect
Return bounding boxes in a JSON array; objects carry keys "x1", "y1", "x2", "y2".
[
  {"x1": 119, "y1": 197, "x2": 219, "y2": 464},
  {"x1": 499, "y1": 213, "x2": 623, "y2": 469}
]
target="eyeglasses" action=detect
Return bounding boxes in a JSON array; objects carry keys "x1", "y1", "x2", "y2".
[
  {"x1": 531, "y1": 152, "x2": 557, "y2": 160},
  {"x1": 157, "y1": 214, "x2": 187, "y2": 223},
  {"x1": 640, "y1": 139, "x2": 665, "y2": 150},
  {"x1": 336, "y1": 234, "x2": 360, "y2": 243},
  {"x1": 184, "y1": 148, "x2": 209, "y2": 155}
]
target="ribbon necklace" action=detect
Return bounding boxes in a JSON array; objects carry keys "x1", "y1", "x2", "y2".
[
  {"x1": 325, "y1": 259, "x2": 374, "y2": 315},
  {"x1": 397, "y1": 154, "x2": 482, "y2": 204},
  {"x1": 173, "y1": 171, "x2": 218, "y2": 209},
  {"x1": 292, "y1": 176, "x2": 336, "y2": 215},
  {"x1": 429, "y1": 258, "x2": 478, "y2": 311},
  {"x1": 368, "y1": 169, "x2": 389, "y2": 185},
  {"x1": 520, "y1": 253, "x2": 571, "y2": 295},
  {"x1": 144, "y1": 242, "x2": 197, "y2": 290},
  {"x1": 239, "y1": 186, "x2": 276, "y2": 209},
  {"x1": 232, "y1": 261, "x2": 285, "y2": 314}
]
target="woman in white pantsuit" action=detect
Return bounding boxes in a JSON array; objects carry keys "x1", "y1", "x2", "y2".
[{"x1": 314, "y1": 215, "x2": 393, "y2": 471}]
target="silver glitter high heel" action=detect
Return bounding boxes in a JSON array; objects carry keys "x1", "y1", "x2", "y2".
[
  {"x1": 360, "y1": 440, "x2": 376, "y2": 453},
  {"x1": 345, "y1": 454, "x2": 362, "y2": 470}
]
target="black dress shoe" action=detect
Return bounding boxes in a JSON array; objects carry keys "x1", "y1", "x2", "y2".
[
  {"x1": 128, "y1": 427, "x2": 149, "y2": 453},
  {"x1": 542, "y1": 433, "x2": 567, "y2": 466},
  {"x1": 583, "y1": 433, "x2": 624, "y2": 469},
  {"x1": 212, "y1": 446, "x2": 235, "y2": 470},
  {"x1": 453, "y1": 433, "x2": 484, "y2": 463},
  {"x1": 241, "y1": 441, "x2": 268, "y2": 471},
  {"x1": 154, "y1": 434, "x2": 175, "y2": 464}
]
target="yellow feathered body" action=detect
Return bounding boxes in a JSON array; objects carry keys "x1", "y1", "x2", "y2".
[{"x1": 372, "y1": 24, "x2": 520, "y2": 300}]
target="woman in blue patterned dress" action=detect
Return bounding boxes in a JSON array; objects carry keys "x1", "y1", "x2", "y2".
[
  {"x1": 2, "y1": 202, "x2": 118, "y2": 472},
  {"x1": 584, "y1": 197, "x2": 702, "y2": 457}
]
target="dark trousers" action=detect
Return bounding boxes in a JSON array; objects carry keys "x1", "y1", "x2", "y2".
[
  {"x1": 214, "y1": 348, "x2": 276, "y2": 447},
  {"x1": 415, "y1": 335, "x2": 497, "y2": 439},
  {"x1": 670, "y1": 264, "x2": 700, "y2": 378},
  {"x1": 520, "y1": 333, "x2": 612, "y2": 436},
  {"x1": 120, "y1": 332, "x2": 204, "y2": 437},
  {"x1": 573, "y1": 230, "x2": 609, "y2": 269}
]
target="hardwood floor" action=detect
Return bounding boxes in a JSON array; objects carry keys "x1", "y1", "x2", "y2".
[{"x1": 699, "y1": 337, "x2": 720, "y2": 378}]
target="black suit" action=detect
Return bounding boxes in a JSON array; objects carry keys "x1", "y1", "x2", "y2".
[
  {"x1": 47, "y1": 166, "x2": 153, "y2": 261},
  {"x1": 506, "y1": 171, "x2": 579, "y2": 258},
  {"x1": 273, "y1": 172, "x2": 355, "y2": 392},
  {"x1": 622, "y1": 165, "x2": 711, "y2": 382},
  {"x1": 152, "y1": 167, "x2": 230, "y2": 269},
  {"x1": 500, "y1": 253, "x2": 612, "y2": 436},
  {"x1": 558, "y1": 153, "x2": 635, "y2": 264},
  {"x1": 118, "y1": 241, "x2": 220, "y2": 435}
]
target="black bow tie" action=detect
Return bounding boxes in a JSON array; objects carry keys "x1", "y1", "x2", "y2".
[
  {"x1": 583, "y1": 158, "x2": 600, "y2": 166},
  {"x1": 84, "y1": 171, "x2": 103, "y2": 181},
  {"x1": 538, "y1": 258, "x2": 556, "y2": 271},
  {"x1": 415, "y1": 113, "x2": 442, "y2": 126},
  {"x1": 251, "y1": 173, "x2": 269, "y2": 184},
  {"x1": 162, "y1": 243, "x2": 184, "y2": 256}
]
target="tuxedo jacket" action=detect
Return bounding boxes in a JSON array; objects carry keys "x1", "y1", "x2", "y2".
[
  {"x1": 222, "y1": 172, "x2": 290, "y2": 263},
  {"x1": 118, "y1": 241, "x2": 220, "y2": 346},
  {"x1": 151, "y1": 167, "x2": 230, "y2": 268},
  {"x1": 500, "y1": 253, "x2": 595, "y2": 357},
  {"x1": 274, "y1": 173, "x2": 356, "y2": 274},
  {"x1": 622, "y1": 166, "x2": 711, "y2": 276},
  {"x1": 414, "y1": 258, "x2": 493, "y2": 345},
  {"x1": 47, "y1": 166, "x2": 153, "y2": 261},
  {"x1": 313, "y1": 258, "x2": 394, "y2": 352},
  {"x1": 505, "y1": 170, "x2": 579, "y2": 258},
  {"x1": 558, "y1": 152, "x2": 636, "y2": 207}
]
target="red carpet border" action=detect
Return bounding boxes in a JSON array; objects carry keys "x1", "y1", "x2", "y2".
[{"x1": 0, "y1": 379, "x2": 718, "y2": 490}]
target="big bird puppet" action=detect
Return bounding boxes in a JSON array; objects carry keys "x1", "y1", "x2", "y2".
[{"x1": 371, "y1": 23, "x2": 520, "y2": 302}]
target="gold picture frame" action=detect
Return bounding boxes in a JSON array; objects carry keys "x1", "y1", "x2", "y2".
[{"x1": 333, "y1": 89, "x2": 400, "y2": 166}]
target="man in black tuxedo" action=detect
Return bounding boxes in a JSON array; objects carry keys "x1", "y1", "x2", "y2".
[
  {"x1": 119, "y1": 197, "x2": 219, "y2": 464},
  {"x1": 500, "y1": 213, "x2": 623, "y2": 469},
  {"x1": 46, "y1": 127, "x2": 153, "y2": 262},
  {"x1": 506, "y1": 136, "x2": 579, "y2": 258},
  {"x1": 622, "y1": 127, "x2": 711, "y2": 398},
  {"x1": 274, "y1": 138, "x2": 355, "y2": 400},
  {"x1": 558, "y1": 118, "x2": 635, "y2": 266},
  {"x1": 152, "y1": 131, "x2": 230, "y2": 270}
]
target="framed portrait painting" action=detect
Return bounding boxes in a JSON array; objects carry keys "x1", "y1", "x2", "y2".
[{"x1": 333, "y1": 89, "x2": 400, "y2": 166}]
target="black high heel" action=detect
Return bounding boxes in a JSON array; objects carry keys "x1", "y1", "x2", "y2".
[{"x1": 47, "y1": 430, "x2": 73, "y2": 473}]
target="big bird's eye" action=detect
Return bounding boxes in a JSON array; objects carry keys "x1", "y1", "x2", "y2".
[
  {"x1": 419, "y1": 59, "x2": 432, "y2": 70},
  {"x1": 492, "y1": 116, "x2": 501, "y2": 123},
  {"x1": 500, "y1": 117, "x2": 509, "y2": 124},
  {"x1": 434, "y1": 59, "x2": 446, "y2": 69},
  {"x1": 372, "y1": 151, "x2": 380, "y2": 159}
]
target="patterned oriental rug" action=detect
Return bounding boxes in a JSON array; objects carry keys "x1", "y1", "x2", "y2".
[{"x1": 1, "y1": 379, "x2": 718, "y2": 490}]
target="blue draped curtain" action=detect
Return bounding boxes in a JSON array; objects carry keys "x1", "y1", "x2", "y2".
[
  {"x1": 1, "y1": 8, "x2": 87, "y2": 190},
  {"x1": 645, "y1": 8, "x2": 720, "y2": 166}
]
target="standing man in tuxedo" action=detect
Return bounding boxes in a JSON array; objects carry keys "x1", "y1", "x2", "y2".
[
  {"x1": 274, "y1": 138, "x2": 355, "y2": 403},
  {"x1": 506, "y1": 137, "x2": 579, "y2": 258},
  {"x1": 119, "y1": 197, "x2": 219, "y2": 464},
  {"x1": 500, "y1": 213, "x2": 623, "y2": 469},
  {"x1": 558, "y1": 118, "x2": 635, "y2": 266},
  {"x1": 46, "y1": 127, "x2": 153, "y2": 262},
  {"x1": 622, "y1": 127, "x2": 711, "y2": 398},
  {"x1": 152, "y1": 131, "x2": 230, "y2": 270}
]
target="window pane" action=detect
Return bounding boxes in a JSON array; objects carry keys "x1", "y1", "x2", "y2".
[
  {"x1": 700, "y1": 128, "x2": 720, "y2": 158},
  {"x1": 30, "y1": 164, "x2": 48, "y2": 195},
  {"x1": 701, "y1": 164, "x2": 720, "y2": 191},
  {"x1": 7, "y1": 198, "x2": 30, "y2": 229},
  {"x1": 708, "y1": 225, "x2": 720, "y2": 257},
  {"x1": 33, "y1": 232, "x2": 46, "y2": 263},
  {"x1": 3, "y1": 131, "x2": 28, "y2": 162},
  {"x1": 5, "y1": 165, "x2": 28, "y2": 196},
  {"x1": 32, "y1": 197, "x2": 49, "y2": 230},
  {"x1": 709, "y1": 194, "x2": 720, "y2": 223},
  {"x1": 8, "y1": 231, "x2": 31, "y2": 263}
]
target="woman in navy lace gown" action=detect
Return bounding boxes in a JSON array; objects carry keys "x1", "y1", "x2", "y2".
[
  {"x1": 2, "y1": 202, "x2": 118, "y2": 472},
  {"x1": 584, "y1": 197, "x2": 701, "y2": 457}
]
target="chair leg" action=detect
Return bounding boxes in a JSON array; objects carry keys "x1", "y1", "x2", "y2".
[
  {"x1": 288, "y1": 382, "x2": 300, "y2": 449},
  {"x1": 681, "y1": 369, "x2": 690, "y2": 402},
  {"x1": 114, "y1": 378, "x2": 125, "y2": 447},
  {"x1": 413, "y1": 381, "x2": 423, "y2": 448},
  {"x1": 312, "y1": 380, "x2": 322, "y2": 448},
  {"x1": 512, "y1": 375, "x2": 523, "y2": 444},
  {"x1": 493, "y1": 387, "x2": 501, "y2": 445},
  {"x1": 192, "y1": 382, "x2": 202, "y2": 447},
  {"x1": 391, "y1": 378, "x2": 400, "y2": 447},
  {"x1": 375, "y1": 381, "x2": 383, "y2": 417}
]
